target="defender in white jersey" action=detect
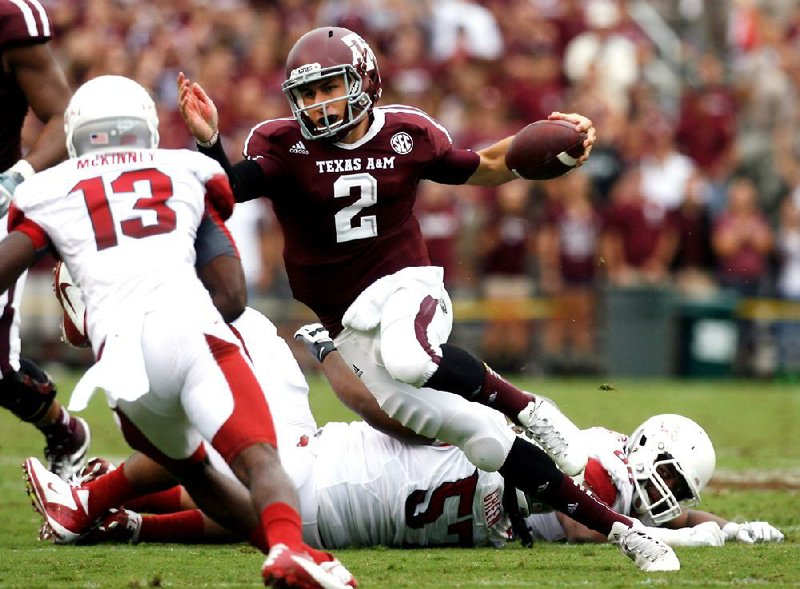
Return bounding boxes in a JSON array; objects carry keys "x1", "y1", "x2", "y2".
[{"x1": 3, "y1": 75, "x2": 356, "y2": 589}]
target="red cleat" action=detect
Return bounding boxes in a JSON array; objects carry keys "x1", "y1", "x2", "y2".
[
  {"x1": 262, "y1": 543, "x2": 351, "y2": 589},
  {"x1": 23, "y1": 456, "x2": 96, "y2": 543}
]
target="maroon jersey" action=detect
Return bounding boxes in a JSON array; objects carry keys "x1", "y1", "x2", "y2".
[
  {"x1": 604, "y1": 200, "x2": 666, "y2": 268},
  {"x1": 0, "y1": 0, "x2": 51, "y2": 170},
  {"x1": 543, "y1": 202, "x2": 603, "y2": 285},
  {"x1": 480, "y1": 212, "x2": 532, "y2": 277},
  {"x1": 243, "y1": 105, "x2": 480, "y2": 333}
]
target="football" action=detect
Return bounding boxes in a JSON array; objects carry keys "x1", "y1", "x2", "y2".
[{"x1": 505, "y1": 120, "x2": 587, "y2": 180}]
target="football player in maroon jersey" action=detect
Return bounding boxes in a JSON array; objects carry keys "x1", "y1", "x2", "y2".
[
  {"x1": 178, "y1": 27, "x2": 679, "y2": 571},
  {"x1": 0, "y1": 0, "x2": 89, "y2": 480}
]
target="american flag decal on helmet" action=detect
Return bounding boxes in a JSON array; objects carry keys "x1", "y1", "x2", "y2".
[{"x1": 90, "y1": 132, "x2": 109, "y2": 145}]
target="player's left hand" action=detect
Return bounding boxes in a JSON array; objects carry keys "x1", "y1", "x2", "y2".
[
  {"x1": 723, "y1": 521, "x2": 784, "y2": 544},
  {"x1": 0, "y1": 171, "x2": 24, "y2": 218},
  {"x1": 177, "y1": 71, "x2": 219, "y2": 145},
  {"x1": 547, "y1": 112, "x2": 596, "y2": 164},
  {"x1": 294, "y1": 323, "x2": 337, "y2": 363}
]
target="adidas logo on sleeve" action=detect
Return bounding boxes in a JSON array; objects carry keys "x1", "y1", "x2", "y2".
[{"x1": 289, "y1": 141, "x2": 309, "y2": 155}]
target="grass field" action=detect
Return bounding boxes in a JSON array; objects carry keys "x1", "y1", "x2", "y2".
[{"x1": 1, "y1": 369, "x2": 798, "y2": 588}]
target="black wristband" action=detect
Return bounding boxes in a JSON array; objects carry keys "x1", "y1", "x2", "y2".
[{"x1": 316, "y1": 340, "x2": 337, "y2": 363}]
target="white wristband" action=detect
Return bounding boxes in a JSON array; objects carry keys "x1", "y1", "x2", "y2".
[
  {"x1": 196, "y1": 130, "x2": 219, "y2": 148},
  {"x1": 8, "y1": 159, "x2": 35, "y2": 180}
]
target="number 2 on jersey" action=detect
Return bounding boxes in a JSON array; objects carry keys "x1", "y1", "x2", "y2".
[
  {"x1": 72, "y1": 169, "x2": 176, "y2": 250},
  {"x1": 333, "y1": 173, "x2": 378, "y2": 243}
]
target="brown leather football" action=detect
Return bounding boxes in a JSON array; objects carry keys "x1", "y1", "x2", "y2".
[{"x1": 505, "y1": 120, "x2": 587, "y2": 180}]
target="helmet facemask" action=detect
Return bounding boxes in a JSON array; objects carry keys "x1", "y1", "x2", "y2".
[
  {"x1": 630, "y1": 451, "x2": 701, "y2": 524},
  {"x1": 626, "y1": 413, "x2": 716, "y2": 525},
  {"x1": 282, "y1": 63, "x2": 373, "y2": 141}
]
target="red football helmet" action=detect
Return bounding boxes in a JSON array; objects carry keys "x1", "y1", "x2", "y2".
[{"x1": 282, "y1": 27, "x2": 382, "y2": 141}]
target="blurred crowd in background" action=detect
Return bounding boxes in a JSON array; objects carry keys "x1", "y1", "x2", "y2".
[{"x1": 19, "y1": 0, "x2": 800, "y2": 378}]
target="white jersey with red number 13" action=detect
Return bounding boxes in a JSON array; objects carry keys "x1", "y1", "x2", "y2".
[{"x1": 10, "y1": 148, "x2": 226, "y2": 348}]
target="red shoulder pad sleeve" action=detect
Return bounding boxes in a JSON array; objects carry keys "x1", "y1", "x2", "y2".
[
  {"x1": 581, "y1": 457, "x2": 618, "y2": 507},
  {"x1": 204, "y1": 173, "x2": 234, "y2": 221},
  {"x1": 7, "y1": 204, "x2": 50, "y2": 251}
]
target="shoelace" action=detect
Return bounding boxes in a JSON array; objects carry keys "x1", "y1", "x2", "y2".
[
  {"x1": 624, "y1": 531, "x2": 669, "y2": 561},
  {"x1": 529, "y1": 418, "x2": 569, "y2": 455}
]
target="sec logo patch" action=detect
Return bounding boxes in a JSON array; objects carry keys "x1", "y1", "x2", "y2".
[{"x1": 390, "y1": 132, "x2": 413, "y2": 155}]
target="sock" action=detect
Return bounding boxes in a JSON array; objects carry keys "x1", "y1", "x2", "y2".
[
  {"x1": 84, "y1": 466, "x2": 139, "y2": 520},
  {"x1": 260, "y1": 502, "x2": 303, "y2": 551},
  {"x1": 124, "y1": 486, "x2": 184, "y2": 514},
  {"x1": 139, "y1": 510, "x2": 206, "y2": 543},
  {"x1": 423, "y1": 344, "x2": 534, "y2": 420},
  {"x1": 39, "y1": 406, "x2": 70, "y2": 437},
  {"x1": 545, "y1": 476, "x2": 632, "y2": 537},
  {"x1": 499, "y1": 437, "x2": 631, "y2": 537},
  {"x1": 474, "y1": 366, "x2": 534, "y2": 420}
]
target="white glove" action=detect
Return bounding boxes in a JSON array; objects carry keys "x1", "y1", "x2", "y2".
[
  {"x1": 294, "y1": 323, "x2": 337, "y2": 363},
  {"x1": 722, "y1": 521, "x2": 784, "y2": 544}
]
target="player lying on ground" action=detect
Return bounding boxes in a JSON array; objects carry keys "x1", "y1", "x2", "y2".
[
  {"x1": 46, "y1": 323, "x2": 783, "y2": 552},
  {"x1": 36, "y1": 296, "x2": 682, "y2": 571},
  {"x1": 5, "y1": 75, "x2": 356, "y2": 589},
  {"x1": 178, "y1": 27, "x2": 683, "y2": 571}
]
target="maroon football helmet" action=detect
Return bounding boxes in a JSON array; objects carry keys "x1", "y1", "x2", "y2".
[{"x1": 282, "y1": 27, "x2": 382, "y2": 141}]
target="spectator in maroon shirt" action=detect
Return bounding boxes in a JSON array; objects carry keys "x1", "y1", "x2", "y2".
[
  {"x1": 601, "y1": 168, "x2": 670, "y2": 286},
  {"x1": 477, "y1": 181, "x2": 536, "y2": 372},
  {"x1": 415, "y1": 181, "x2": 463, "y2": 290},
  {"x1": 538, "y1": 171, "x2": 603, "y2": 369},
  {"x1": 660, "y1": 171, "x2": 717, "y2": 296},
  {"x1": 676, "y1": 53, "x2": 738, "y2": 215},
  {"x1": 712, "y1": 176, "x2": 774, "y2": 297}
]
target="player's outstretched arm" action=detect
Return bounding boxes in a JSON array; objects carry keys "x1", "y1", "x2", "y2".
[
  {"x1": 467, "y1": 112, "x2": 595, "y2": 187},
  {"x1": 295, "y1": 324, "x2": 434, "y2": 445}
]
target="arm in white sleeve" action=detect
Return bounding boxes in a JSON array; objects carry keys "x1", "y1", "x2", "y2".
[{"x1": 646, "y1": 521, "x2": 726, "y2": 547}]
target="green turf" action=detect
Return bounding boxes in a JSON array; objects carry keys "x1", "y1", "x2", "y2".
[{"x1": 1, "y1": 369, "x2": 798, "y2": 588}]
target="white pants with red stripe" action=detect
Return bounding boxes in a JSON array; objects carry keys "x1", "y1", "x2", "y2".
[
  {"x1": 113, "y1": 304, "x2": 276, "y2": 467},
  {"x1": 335, "y1": 267, "x2": 515, "y2": 472}
]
